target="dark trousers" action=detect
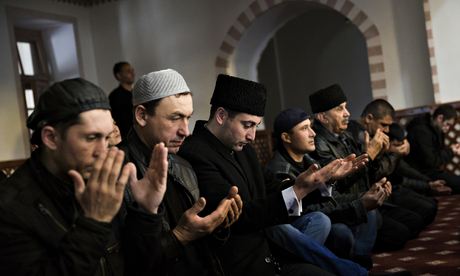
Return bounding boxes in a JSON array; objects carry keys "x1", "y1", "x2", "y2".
[
  {"x1": 281, "y1": 263, "x2": 335, "y2": 276},
  {"x1": 429, "y1": 171, "x2": 460, "y2": 194},
  {"x1": 390, "y1": 186, "x2": 438, "y2": 226},
  {"x1": 374, "y1": 205, "x2": 424, "y2": 251}
]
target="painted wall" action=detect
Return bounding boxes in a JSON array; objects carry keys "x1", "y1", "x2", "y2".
[
  {"x1": 353, "y1": 0, "x2": 434, "y2": 108},
  {"x1": 429, "y1": 0, "x2": 460, "y2": 103},
  {"x1": 43, "y1": 23, "x2": 80, "y2": 82},
  {"x1": 0, "y1": 0, "x2": 98, "y2": 161},
  {"x1": 258, "y1": 8, "x2": 373, "y2": 126},
  {"x1": 0, "y1": 0, "x2": 449, "y2": 161}
]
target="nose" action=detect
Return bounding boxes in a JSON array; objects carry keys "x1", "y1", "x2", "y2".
[
  {"x1": 247, "y1": 127, "x2": 256, "y2": 142},
  {"x1": 178, "y1": 118, "x2": 190, "y2": 138},
  {"x1": 344, "y1": 108, "x2": 350, "y2": 117},
  {"x1": 310, "y1": 128, "x2": 316, "y2": 137},
  {"x1": 94, "y1": 140, "x2": 108, "y2": 157}
]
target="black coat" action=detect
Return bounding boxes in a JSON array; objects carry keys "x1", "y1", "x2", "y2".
[
  {"x1": 405, "y1": 114, "x2": 454, "y2": 174},
  {"x1": 120, "y1": 130, "x2": 224, "y2": 276},
  {"x1": 0, "y1": 150, "x2": 162, "y2": 276},
  {"x1": 109, "y1": 86, "x2": 133, "y2": 140},
  {"x1": 178, "y1": 121, "x2": 290, "y2": 276}
]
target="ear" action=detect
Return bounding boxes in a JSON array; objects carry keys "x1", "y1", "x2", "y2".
[
  {"x1": 281, "y1": 132, "x2": 291, "y2": 144},
  {"x1": 316, "y1": 112, "x2": 327, "y2": 124},
  {"x1": 364, "y1": 113, "x2": 374, "y2": 124},
  {"x1": 435, "y1": 114, "x2": 444, "y2": 124},
  {"x1": 41, "y1": 126, "x2": 59, "y2": 150},
  {"x1": 215, "y1": 107, "x2": 227, "y2": 125},
  {"x1": 134, "y1": 105, "x2": 148, "y2": 127},
  {"x1": 115, "y1": 72, "x2": 122, "y2": 81}
]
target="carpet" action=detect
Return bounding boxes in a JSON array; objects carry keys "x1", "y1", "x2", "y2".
[{"x1": 371, "y1": 195, "x2": 460, "y2": 275}]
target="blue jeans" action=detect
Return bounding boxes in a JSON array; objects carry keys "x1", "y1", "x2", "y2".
[
  {"x1": 328, "y1": 209, "x2": 378, "y2": 258},
  {"x1": 353, "y1": 209, "x2": 378, "y2": 256},
  {"x1": 290, "y1": 211, "x2": 331, "y2": 244},
  {"x1": 266, "y1": 212, "x2": 367, "y2": 276}
]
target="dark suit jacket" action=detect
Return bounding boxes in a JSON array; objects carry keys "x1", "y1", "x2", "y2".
[{"x1": 179, "y1": 121, "x2": 289, "y2": 276}]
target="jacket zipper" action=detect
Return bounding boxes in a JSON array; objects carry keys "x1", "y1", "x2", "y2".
[
  {"x1": 99, "y1": 257, "x2": 107, "y2": 276},
  {"x1": 37, "y1": 203, "x2": 68, "y2": 232},
  {"x1": 38, "y1": 203, "x2": 111, "y2": 275}
]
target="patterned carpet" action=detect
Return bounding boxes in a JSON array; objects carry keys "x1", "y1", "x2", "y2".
[{"x1": 371, "y1": 195, "x2": 460, "y2": 275}]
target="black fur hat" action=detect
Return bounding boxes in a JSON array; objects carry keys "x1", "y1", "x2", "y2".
[
  {"x1": 210, "y1": 74, "x2": 267, "y2": 116},
  {"x1": 309, "y1": 84, "x2": 347, "y2": 114}
]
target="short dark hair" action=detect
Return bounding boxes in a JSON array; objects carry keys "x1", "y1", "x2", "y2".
[
  {"x1": 361, "y1": 99, "x2": 395, "y2": 120},
  {"x1": 433, "y1": 104, "x2": 457, "y2": 120},
  {"x1": 113, "y1": 61, "x2": 130, "y2": 80},
  {"x1": 209, "y1": 105, "x2": 238, "y2": 120},
  {"x1": 31, "y1": 114, "x2": 82, "y2": 146},
  {"x1": 140, "y1": 92, "x2": 192, "y2": 116}
]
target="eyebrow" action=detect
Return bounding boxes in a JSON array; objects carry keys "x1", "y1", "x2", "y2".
[
  {"x1": 170, "y1": 111, "x2": 193, "y2": 118},
  {"x1": 241, "y1": 120, "x2": 259, "y2": 126}
]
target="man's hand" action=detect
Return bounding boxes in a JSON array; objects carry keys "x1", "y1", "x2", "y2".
[
  {"x1": 129, "y1": 143, "x2": 168, "y2": 214},
  {"x1": 389, "y1": 139, "x2": 410, "y2": 156},
  {"x1": 69, "y1": 147, "x2": 130, "y2": 223},
  {"x1": 331, "y1": 153, "x2": 369, "y2": 180},
  {"x1": 222, "y1": 186, "x2": 243, "y2": 228},
  {"x1": 428, "y1": 179, "x2": 445, "y2": 189},
  {"x1": 366, "y1": 129, "x2": 389, "y2": 160},
  {"x1": 172, "y1": 197, "x2": 231, "y2": 245},
  {"x1": 451, "y1": 143, "x2": 460, "y2": 155},
  {"x1": 361, "y1": 178, "x2": 388, "y2": 210},
  {"x1": 293, "y1": 160, "x2": 342, "y2": 199},
  {"x1": 361, "y1": 188, "x2": 385, "y2": 211}
]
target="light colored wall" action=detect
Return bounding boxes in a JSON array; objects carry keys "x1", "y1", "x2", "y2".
[
  {"x1": 43, "y1": 23, "x2": 80, "y2": 82},
  {"x1": 429, "y1": 0, "x2": 460, "y2": 103},
  {"x1": 352, "y1": 0, "x2": 433, "y2": 109},
  {"x1": 0, "y1": 0, "x2": 449, "y2": 161},
  {"x1": 0, "y1": 0, "x2": 98, "y2": 161},
  {"x1": 258, "y1": 7, "x2": 373, "y2": 125},
  {"x1": 111, "y1": 0, "x2": 252, "y2": 123}
]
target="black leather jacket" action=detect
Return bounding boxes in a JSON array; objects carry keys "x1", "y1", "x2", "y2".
[
  {"x1": 0, "y1": 149, "x2": 158, "y2": 276},
  {"x1": 120, "y1": 129, "x2": 224, "y2": 276},
  {"x1": 266, "y1": 149, "x2": 368, "y2": 226}
]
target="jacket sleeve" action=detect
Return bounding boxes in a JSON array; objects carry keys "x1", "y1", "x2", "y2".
[
  {"x1": 399, "y1": 177, "x2": 431, "y2": 195},
  {"x1": 396, "y1": 160, "x2": 432, "y2": 181},
  {"x1": 368, "y1": 152, "x2": 400, "y2": 183},
  {"x1": 313, "y1": 138, "x2": 368, "y2": 193},
  {"x1": 304, "y1": 195, "x2": 367, "y2": 226},
  {"x1": 409, "y1": 126, "x2": 454, "y2": 169}
]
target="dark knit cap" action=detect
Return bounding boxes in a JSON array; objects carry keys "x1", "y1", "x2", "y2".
[
  {"x1": 210, "y1": 74, "x2": 267, "y2": 116},
  {"x1": 309, "y1": 84, "x2": 347, "y2": 114},
  {"x1": 388, "y1": 123, "x2": 406, "y2": 142},
  {"x1": 27, "y1": 78, "x2": 110, "y2": 130},
  {"x1": 274, "y1": 108, "x2": 310, "y2": 138}
]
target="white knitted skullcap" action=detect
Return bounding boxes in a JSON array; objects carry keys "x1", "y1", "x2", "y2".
[{"x1": 132, "y1": 69, "x2": 190, "y2": 106}]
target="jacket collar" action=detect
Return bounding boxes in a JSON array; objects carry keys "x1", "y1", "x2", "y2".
[
  {"x1": 193, "y1": 120, "x2": 235, "y2": 156},
  {"x1": 193, "y1": 120, "x2": 250, "y2": 183},
  {"x1": 125, "y1": 128, "x2": 152, "y2": 172},
  {"x1": 31, "y1": 149, "x2": 74, "y2": 199},
  {"x1": 313, "y1": 120, "x2": 341, "y2": 144}
]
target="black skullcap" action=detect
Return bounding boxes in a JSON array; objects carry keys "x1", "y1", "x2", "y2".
[
  {"x1": 388, "y1": 123, "x2": 406, "y2": 142},
  {"x1": 274, "y1": 108, "x2": 310, "y2": 138},
  {"x1": 210, "y1": 74, "x2": 267, "y2": 116},
  {"x1": 27, "y1": 78, "x2": 110, "y2": 130},
  {"x1": 309, "y1": 84, "x2": 347, "y2": 114}
]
